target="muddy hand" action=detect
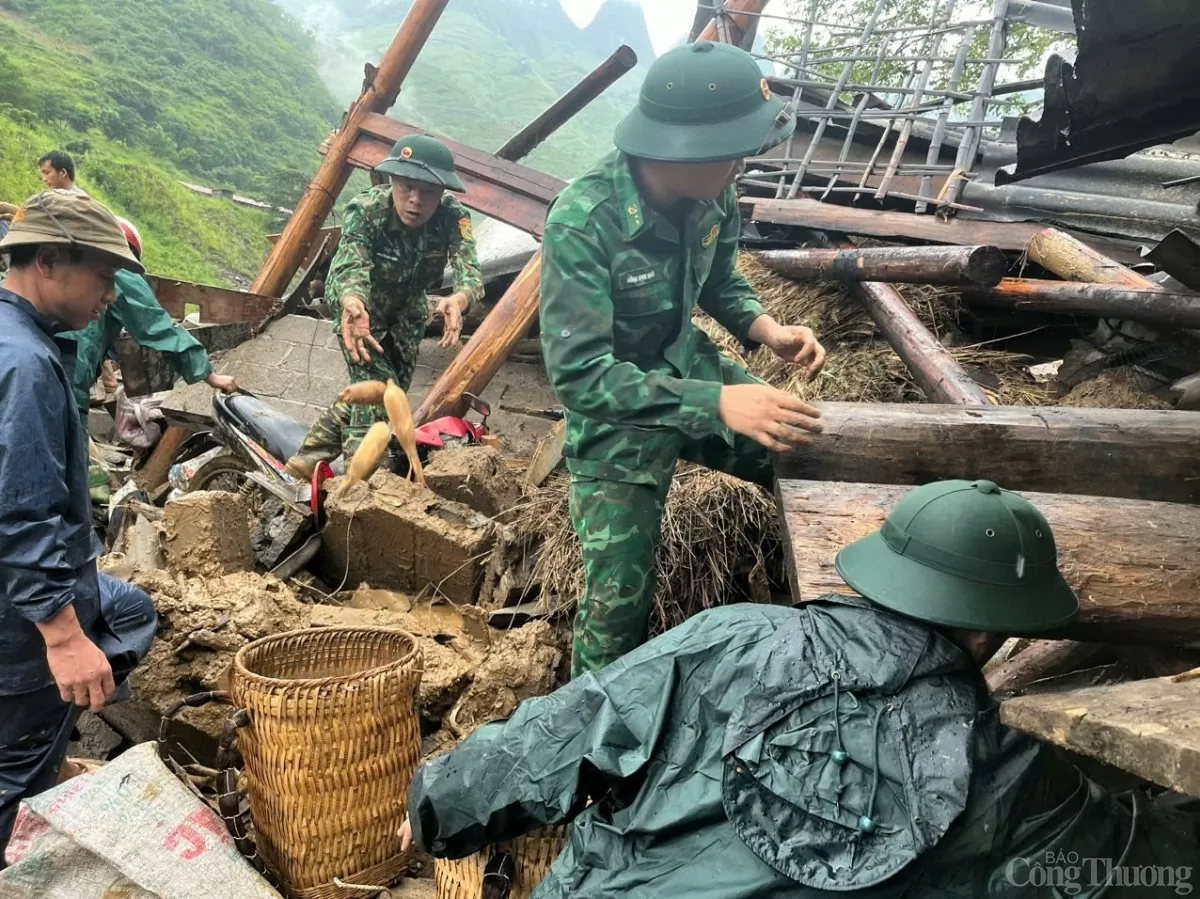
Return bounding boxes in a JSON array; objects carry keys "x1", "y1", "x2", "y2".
[
  {"x1": 342, "y1": 297, "x2": 384, "y2": 364},
  {"x1": 718, "y1": 383, "x2": 822, "y2": 453}
]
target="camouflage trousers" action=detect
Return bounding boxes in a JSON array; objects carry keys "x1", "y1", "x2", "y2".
[
  {"x1": 569, "y1": 432, "x2": 773, "y2": 679},
  {"x1": 293, "y1": 337, "x2": 417, "y2": 463}
]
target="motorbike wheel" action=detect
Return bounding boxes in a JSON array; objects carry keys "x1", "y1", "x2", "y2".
[{"x1": 187, "y1": 453, "x2": 252, "y2": 493}]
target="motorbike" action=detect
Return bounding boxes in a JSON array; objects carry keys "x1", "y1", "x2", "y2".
[{"x1": 171, "y1": 389, "x2": 494, "y2": 575}]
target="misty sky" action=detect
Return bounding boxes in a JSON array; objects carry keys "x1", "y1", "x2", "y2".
[{"x1": 559, "y1": 0, "x2": 700, "y2": 55}]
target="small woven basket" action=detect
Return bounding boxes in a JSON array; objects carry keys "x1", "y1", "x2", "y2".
[
  {"x1": 230, "y1": 627, "x2": 423, "y2": 899},
  {"x1": 433, "y1": 825, "x2": 570, "y2": 899}
]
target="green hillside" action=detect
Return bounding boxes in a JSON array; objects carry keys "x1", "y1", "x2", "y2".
[{"x1": 0, "y1": 0, "x2": 341, "y2": 285}]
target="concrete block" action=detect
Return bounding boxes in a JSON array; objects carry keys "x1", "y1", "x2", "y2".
[
  {"x1": 424, "y1": 446, "x2": 521, "y2": 519},
  {"x1": 321, "y1": 473, "x2": 495, "y2": 604},
  {"x1": 163, "y1": 490, "x2": 253, "y2": 578}
]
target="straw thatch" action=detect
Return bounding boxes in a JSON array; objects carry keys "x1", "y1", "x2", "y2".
[{"x1": 507, "y1": 251, "x2": 1051, "y2": 632}]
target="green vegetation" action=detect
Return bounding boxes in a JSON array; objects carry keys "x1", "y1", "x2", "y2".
[
  {"x1": 0, "y1": 117, "x2": 274, "y2": 285},
  {"x1": 0, "y1": 0, "x2": 341, "y2": 284}
]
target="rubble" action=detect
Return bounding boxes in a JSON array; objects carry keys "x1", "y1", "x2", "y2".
[
  {"x1": 162, "y1": 490, "x2": 254, "y2": 578},
  {"x1": 320, "y1": 472, "x2": 496, "y2": 604},
  {"x1": 128, "y1": 569, "x2": 311, "y2": 739},
  {"x1": 423, "y1": 445, "x2": 522, "y2": 519}
]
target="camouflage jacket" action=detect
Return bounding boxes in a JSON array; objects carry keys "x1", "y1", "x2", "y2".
[
  {"x1": 539, "y1": 150, "x2": 766, "y2": 486},
  {"x1": 325, "y1": 184, "x2": 484, "y2": 355}
]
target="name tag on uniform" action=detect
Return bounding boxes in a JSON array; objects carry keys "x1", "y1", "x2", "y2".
[
  {"x1": 618, "y1": 265, "x2": 661, "y2": 289},
  {"x1": 378, "y1": 251, "x2": 405, "y2": 264}
]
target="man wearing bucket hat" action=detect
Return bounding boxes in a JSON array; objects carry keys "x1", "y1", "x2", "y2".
[
  {"x1": 285, "y1": 133, "x2": 484, "y2": 476},
  {"x1": 537, "y1": 41, "x2": 828, "y2": 679},
  {"x1": 0, "y1": 190, "x2": 159, "y2": 860},
  {"x1": 402, "y1": 480, "x2": 1200, "y2": 896}
]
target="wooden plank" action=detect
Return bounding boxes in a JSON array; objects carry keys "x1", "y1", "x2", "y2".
[
  {"x1": 346, "y1": 131, "x2": 557, "y2": 238},
  {"x1": 1000, "y1": 677, "x2": 1200, "y2": 797},
  {"x1": 774, "y1": 402, "x2": 1200, "y2": 505},
  {"x1": 776, "y1": 479, "x2": 1200, "y2": 648},
  {"x1": 743, "y1": 197, "x2": 1046, "y2": 250},
  {"x1": 135, "y1": 425, "x2": 190, "y2": 491},
  {"x1": 144, "y1": 277, "x2": 279, "y2": 328}
]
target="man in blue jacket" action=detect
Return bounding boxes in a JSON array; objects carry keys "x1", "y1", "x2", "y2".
[{"x1": 0, "y1": 191, "x2": 158, "y2": 862}]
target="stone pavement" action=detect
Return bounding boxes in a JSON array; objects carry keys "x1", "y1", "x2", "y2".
[{"x1": 161, "y1": 314, "x2": 560, "y2": 459}]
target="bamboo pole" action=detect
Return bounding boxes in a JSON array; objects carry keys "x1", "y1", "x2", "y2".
[{"x1": 250, "y1": 0, "x2": 450, "y2": 299}]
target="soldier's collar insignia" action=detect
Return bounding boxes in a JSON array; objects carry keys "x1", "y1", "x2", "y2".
[
  {"x1": 702, "y1": 223, "x2": 720, "y2": 248},
  {"x1": 761, "y1": 78, "x2": 771, "y2": 102},
  {"x1": 400, "y1": 146, "x2": 413, "y2": 158}
]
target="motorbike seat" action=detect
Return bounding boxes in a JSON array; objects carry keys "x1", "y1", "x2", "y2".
[{"x1": 219, "y1": 393, "x2": 311, "y2": 465}]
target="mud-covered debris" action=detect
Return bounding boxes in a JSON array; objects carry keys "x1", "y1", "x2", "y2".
[
  {"x1": 162, "y1": 490, "x2": 254, "y2": 578},
  {"x1": 448, "y1": 620, "x2": 563, "y2": 735},
  {"x1": 423, "y1": 446, "x2": 522, "y2": 520}
]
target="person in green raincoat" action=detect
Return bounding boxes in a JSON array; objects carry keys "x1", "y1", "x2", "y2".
[
  {"x1": 57, "y1": 216, "x2": 237, "y2": 502},
  {"x1": 400, "y1": 479, "x2": 1200, "y2": 898},
  {"x1": 537, "y1": 40, "x2": 828, "y2": 679},
  {"x1": 59, "y1": 216, "x2": 239, "y2": 431}
]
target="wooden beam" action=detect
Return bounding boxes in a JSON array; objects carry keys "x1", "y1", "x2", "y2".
[
  {"x1": 744, "y1": 197, "x2": 1045, "y2": 249},
  {"x1": 250, "y1": 0, "x2": 450, "y2": 298},
  {"x1": 776, "y1": 479, "x2": 1200, "y2": 648},
  {"x1": 1000, "y1": 677, "x2": 1200, "y2": 797},
  {"x1": 143, "y1": 277, "x2": 279, "y2": 328},
  {"x1": 345, "y1": 116, "x2": 566, "y2": 238},
  {"x1": 758, "y1": 245, "x2": 1007, "y2": 287},
  {"x1": 742, "y1": 199, "x2": 1141, "y2": 263},
  {"x1": 495, "y1": 45, "x2": 639, "y2": 163},
  {"x1": 1026, "y1": 227, "x2": 1159, "y2": 289},
  {"x1": 413, "y1": 252, "x2": 543, "y2": 425},
  {"x1": 968, "y1": 278, "x2": 1200, "y2": 330},
  {"x1": 985, "y1": 640, "x2": 1109, "y2": 694},
  {"x1": 821, "y1": 236, "x2": 991, "y2": 405},
  {"x1": 773, "y1": 402, "x2": 1200, "y2": 505}
]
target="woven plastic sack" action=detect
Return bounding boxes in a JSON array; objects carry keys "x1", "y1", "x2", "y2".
[{"x1": 1, "y1": 742, "x2": 281, "y2": 899}]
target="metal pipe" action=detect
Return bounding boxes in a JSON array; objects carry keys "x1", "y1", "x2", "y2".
[{"x1": 494, "y1": 45, "x2": 638, "y2": 162}]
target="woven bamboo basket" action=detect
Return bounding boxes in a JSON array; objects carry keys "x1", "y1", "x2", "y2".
[
  {"x1": 433, "y1": 825, "x2": 571, "y2": 899},
  {"x1": 230, "y1": 627, "x2": 423, "y2": 899}
]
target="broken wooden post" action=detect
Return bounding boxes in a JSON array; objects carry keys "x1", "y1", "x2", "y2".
[
  {"x1": 776, "y1": 479, "x2": 1200, "y2": 648},
  {"x1": 773, "y1": 401, "x2": 1200, "y2": 504},
  {"x1": 1000, "y1": 678, "x2": 1200, "y2": 797},
  {"x1": 985, "y1": 640, "x2": 1109, "y2": 695},
  {"x1": 250, "y1": 0, "x2": 450, "y2": 298},
  {"x1": 1026, "y1": 227, "x2": 1160, "y2": 289},
  {"x1": 413, "y1": 253, "x2": 543, "y2": 425},
  {"x1": 495, "y1": 45, "x2": 639, "y2": 163},
  {"x1": 820, "y1": 236, "x2": 992, "y2": 405},
  {"x1": 758, "y1": 245, "x2": 1007, "y2": 287},
  {"x1": 968, "y1": 279, "x2": 1200, "y2": 329}
]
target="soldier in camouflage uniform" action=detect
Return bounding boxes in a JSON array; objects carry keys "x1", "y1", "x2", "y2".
[
  {"x1": 540, "y1": 41, "x2": 829, "y2": 678},
  {"x1": 287, "y1": 134, "x2": 484, "y2": 476}
]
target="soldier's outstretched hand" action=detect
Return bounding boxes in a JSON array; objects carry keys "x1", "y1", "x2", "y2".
[
  {"x1": 718, "y1": 384, "x2": 822, "y2": 453},
  {"x1": 342, "y1": 296, "x2": 384, "y2": 364},
  {"x1": 434, "y1": 292, "x2": 469, "y2": 348}
]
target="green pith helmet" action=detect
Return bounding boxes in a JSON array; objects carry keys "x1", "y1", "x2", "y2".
[
  {"x1": 835, "y1": 479, "x2": 1079, "y2": 633},
  {"x1": 374, "y1": 134, "x2": 465, "y2": 192},
  {"x1": 614, "y1": 40, "x2": 796, "y2": 163}
]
